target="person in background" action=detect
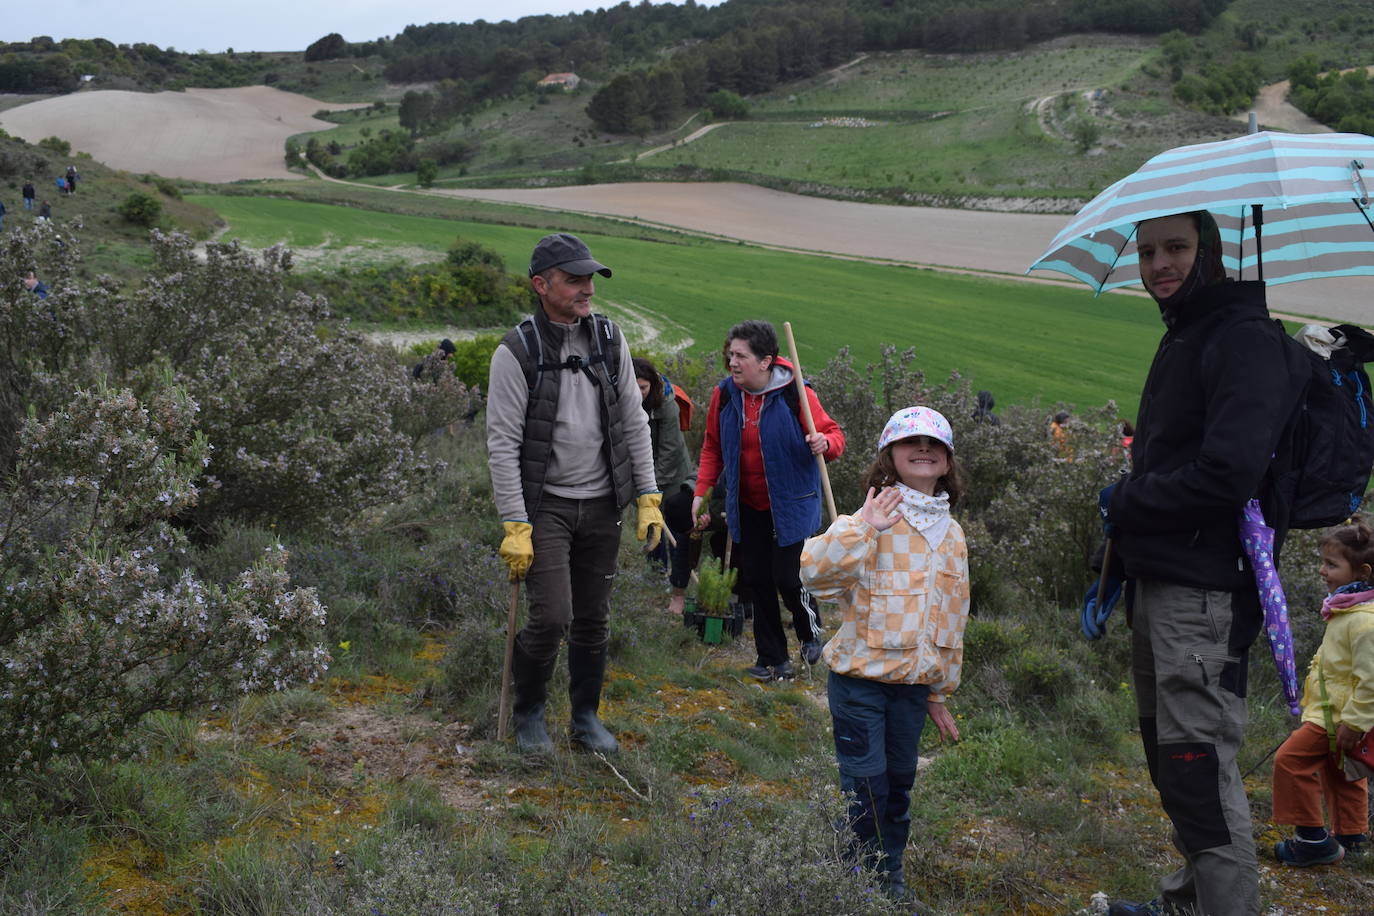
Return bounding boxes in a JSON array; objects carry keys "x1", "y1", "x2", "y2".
[
  {"x1": 632, "y1": 356, "x2": 695, "y2": 615},
  {"x1": 1269, "y1": 516, "x2": 1373, "y2": 867},
  {"x1": 412, "y1": 337, "x2": 456, "y2": 381},
  {"x1": 971, "y1": 390, "x2": 1000, "y2": 425},
  {"x1": 22, "y1": 181, "x2": 35, "y2": 211},
  {"x1": 37, "y1": 200, "x2": 51, "y2": 221},
  {"x1": 486, "y1": 232, "x2": 662, "y2": 755},
  {"x1": 23, "y1": 272, "x2": 47, "y2": 299},
  {"x1": 693, "y1": 319, "x2": 845, "y2": 680},
  {"x1": 801, "y1": 406, "x2": 970, "y2": 908},
  {"x1": 1049, "y1": 410, "x2": 1072, "y2": 460}
]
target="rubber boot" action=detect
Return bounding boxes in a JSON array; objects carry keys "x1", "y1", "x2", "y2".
[
  {"x1": 568, "y1": 643, "x2": 619, "y2": 754},
  {"x1": 511, "y1": 640, "x2": 556, "y2": 754}
]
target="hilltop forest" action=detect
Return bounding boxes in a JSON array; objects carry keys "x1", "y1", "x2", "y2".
[{"x1": 0, "y1": 0, "x2": 1226, "y2": 98}]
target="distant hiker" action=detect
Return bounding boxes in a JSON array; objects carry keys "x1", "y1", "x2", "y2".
[
  {"x1": 37, "y1": 200, "x2": 51, "y2": 221},
  {"x1": 0, "y1": 198, "x2": 5, "y2": 231},
  {"x1": 21, "y1": 181, "x2": 34, "y2": 210},
  {"x1": 971, "y1": 389, "x2": 999, "y2": 425},
  {"x1": 486, "y1": 232, "x2": 662, "y2": 755},
  {"x1": 632, "y1": 355, "x2": 695, "y2": 615},
  {"x1": 801, "y1": 406, "x2": 969, "y2": 907},
  {"x1": 411, "y1": 337, "x2": 456, "y2": 381},
  {"x1": 55, "y1": 177, "x2": 66, "y2": 195},
  {"x1": 65, "y1": 165, "x2": 78, "y2": 195},
  {"x1": 692, "y1": 319, "x2": 845, "y2": 681},
  {"x1": 1120, "y1": 419, "x2": 1135, "y2": 451},
  {"x1": 23, "y1": 272, "x2": 48, "y2": 300},
  {"x1": 1097, "y1": 210, "x2": 1304, "y2": 916},
  {"x1": 1268, "y1": 517, "x2": 1373, "y2": 867}
]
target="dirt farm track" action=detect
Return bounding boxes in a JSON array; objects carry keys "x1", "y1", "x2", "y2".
[{"x1": 3, "y1": 86, "x2": 1373, "y2": 324}]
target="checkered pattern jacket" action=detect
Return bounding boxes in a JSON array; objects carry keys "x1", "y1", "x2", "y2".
[{"x1": 800, "y1": 514, "x2": 970, "y2": 700}]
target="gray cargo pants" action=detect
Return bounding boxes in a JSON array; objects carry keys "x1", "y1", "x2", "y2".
[{"x1": 1130, "y1": 578, "x2": 1262, "y2": 916}]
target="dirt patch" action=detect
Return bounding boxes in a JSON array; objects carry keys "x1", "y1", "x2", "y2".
[
  {"x1": 302, "y1": 703, "x2": 488, "y2": 811},
  {"x1": 0, "y1": 86, "x2": 368, "y2": 182},
  {"x1": 1234, "y1": 80, "x2": 1332, "y2": 134}
]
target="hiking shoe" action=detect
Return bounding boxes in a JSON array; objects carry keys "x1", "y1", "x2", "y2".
[
  {"x1": 1339, "y1": 833, "x2": 1368, "y2": 859},
  {"x1": 1107, "y1": 899, "x2": 1166, "y2": 916},
  {"x1": 772, "y1": 659, "x2": 795, "y2": 680},
  {"x1": 801, "y1": 640, "x2": 823, "y2": 665},
  {"x1": 1275, "y1": 834, "x2": 1345, "y2": 867},
  {"x1": 745, "y1": 664, "x2": 774, "y2": 680}
]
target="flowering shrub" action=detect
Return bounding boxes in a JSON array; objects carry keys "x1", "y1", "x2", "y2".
[
  {"x1": 0, "y1": 384, "x2": 328, "y2": 782},
  {"x1": 0, "y1": 225, "x2": 448, "y2": 532}
]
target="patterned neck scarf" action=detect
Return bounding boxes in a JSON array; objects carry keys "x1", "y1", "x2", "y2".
[
  {"x1": 1322, "y1": 580, "x2": 1374, "y2": 620},
  {"x1": 893, "y1": 482, "x2": 951, "y2": 549}
]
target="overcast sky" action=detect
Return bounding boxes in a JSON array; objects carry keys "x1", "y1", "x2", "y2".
[{"x1": 0, "y1": 1, "x2": 723, "y2": 54}]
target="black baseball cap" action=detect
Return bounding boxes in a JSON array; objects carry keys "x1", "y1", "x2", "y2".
[{"x1": 528, "y1": 233, "x2": 612, "y2": 278}]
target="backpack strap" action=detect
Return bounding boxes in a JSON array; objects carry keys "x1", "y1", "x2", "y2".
[{"x1": 515, "y1": 313, "x2": 622, "y2": 393}]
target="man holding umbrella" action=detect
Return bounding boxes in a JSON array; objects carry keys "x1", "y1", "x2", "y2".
[
  {"x1": 1098, "y1": 210, "x2": 1304, "y2": 916},
  {"x1": 487, "y1": 233, "x2": 663, "y2": 755}
]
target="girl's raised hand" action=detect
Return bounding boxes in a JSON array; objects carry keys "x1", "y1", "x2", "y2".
[{"x1": 858, "y1": 486, "x2": 902, "y2": 531}]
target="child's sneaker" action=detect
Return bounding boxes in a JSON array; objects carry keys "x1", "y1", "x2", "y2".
[
  {"x1": 1338, "y1": 833, "x2": 1367, "y2": 859},
  {"x1": 1274, "y1": 834, "x2": 1345, "y2": 867}
]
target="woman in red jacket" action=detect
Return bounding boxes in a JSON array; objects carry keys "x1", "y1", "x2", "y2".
[{"x1": 693, "y1": 320, "x2": 845, "y2": 680}]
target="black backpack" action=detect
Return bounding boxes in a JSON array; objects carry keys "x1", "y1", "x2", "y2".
[
  {"x1": 1282, "y1": 323, "x2": 1374, "y2": 529},
  {"x1": 513, "y1": 313, "x2": 621, "y2": 391}
]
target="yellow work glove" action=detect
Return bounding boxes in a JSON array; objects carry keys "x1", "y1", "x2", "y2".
[
  {"x1": 636, "y1": 493, "x2": 664, "y2": 552},
  {"x1": 499, "y1": 521, "x2": 534, "y2": 581}
]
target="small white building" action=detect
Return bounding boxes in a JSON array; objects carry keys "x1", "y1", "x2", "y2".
[{"x1": 537, "y1": 72, "x2": 581, "y2": 91}]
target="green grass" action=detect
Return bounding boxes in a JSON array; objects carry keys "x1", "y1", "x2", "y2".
[
  {"x1": 751, "y1": 43, "x2": 1154, "y2": 114},
  {"x1": 190, "y1": 193, "x2": 1161, "y2": 416},
  {"x1": 291, "y1": 106, "x2": 401, "y2": 150}
]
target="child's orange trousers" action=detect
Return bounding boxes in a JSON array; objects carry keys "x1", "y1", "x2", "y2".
[{"x1": 1271, "y1": 721, "x2": 1369, "y2": 834}]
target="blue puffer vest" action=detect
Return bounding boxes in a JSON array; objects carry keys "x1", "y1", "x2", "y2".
[{"x1": 717, "y1": 377, "x2": 821, "y2": 547}]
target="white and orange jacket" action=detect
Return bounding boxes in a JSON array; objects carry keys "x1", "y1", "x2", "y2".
[{"x1": 800, "y1": 514, "x2": 970, "y2": 702}]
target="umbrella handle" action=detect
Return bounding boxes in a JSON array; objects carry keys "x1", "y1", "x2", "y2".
[{"x1": 1095, "y1": 538, "x2": 1114, "y2": 603}]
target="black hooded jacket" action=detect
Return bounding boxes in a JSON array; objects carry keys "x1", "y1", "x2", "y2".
[{"x1": 1109, "y1": 280, "x2": 1301, "y2": 590}]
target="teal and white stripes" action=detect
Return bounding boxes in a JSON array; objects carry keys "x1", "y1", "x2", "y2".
[{"x1": 1028, "y1": 131, "x2": 1374, "y2": 293}]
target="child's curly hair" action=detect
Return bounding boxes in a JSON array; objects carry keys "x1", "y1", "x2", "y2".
[
  {"x1": 1319, "y1": 514, "x2": 1374, "y2": 574},
  {"x1": 861, "y1": 445, "x2": 964, "y2": 508}
]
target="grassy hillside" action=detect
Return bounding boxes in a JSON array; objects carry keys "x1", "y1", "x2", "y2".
[
  {"x1": 191, "y1": 193, "x2": 1162, "y2": 418},
  {"x1": 0, "y1": 135, "x2": 219, "y2": 278}
]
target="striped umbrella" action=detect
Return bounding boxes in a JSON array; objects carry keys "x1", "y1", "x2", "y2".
[{"x1": 1028, "y1": 131, "x2": 1374, "y2": 292}]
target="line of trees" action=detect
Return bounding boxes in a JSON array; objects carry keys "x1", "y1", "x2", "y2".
[{"x1": 1288, "y1": 56, "x2": 1374, "y2": 135}]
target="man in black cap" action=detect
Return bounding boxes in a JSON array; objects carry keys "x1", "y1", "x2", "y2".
[
  {"x1": 412, "y1": 337, "x2": 456, "y2": 381},
  {"x1": 486, "y1": 233, "x2": 663, "y2": 754}
]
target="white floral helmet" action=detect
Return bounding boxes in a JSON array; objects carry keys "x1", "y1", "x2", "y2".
[{"x1": 877, "y1": 406, "x2": 954, "y2": 453}]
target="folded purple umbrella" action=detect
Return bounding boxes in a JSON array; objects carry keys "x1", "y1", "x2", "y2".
[{"x1": 1239, "y1": 499, "x2": 1301, "y2": 716}]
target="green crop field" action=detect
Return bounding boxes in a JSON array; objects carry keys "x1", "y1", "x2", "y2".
[
  {"x1": 751, "y1": 42, "x2": 1153, "y2": 114},
  {"x1": 192, "y1": 194, "x2": 1164, "y2": 417}
]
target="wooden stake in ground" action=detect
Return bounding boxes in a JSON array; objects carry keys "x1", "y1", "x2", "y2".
[
  {"x1": 782, "y1": 321, "x2": 838, "y2": 523},
  {"x1": 497, "y1": 579, "x2": 520, "y2": 742}
]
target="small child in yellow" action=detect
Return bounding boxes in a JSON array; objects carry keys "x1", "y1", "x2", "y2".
[
  {"x1": 1270, "y1": 516, "x2": 1374, "y2": 866},
  {"x1": 800, "y1": 406, "x2": 970, "y2": 907}
]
